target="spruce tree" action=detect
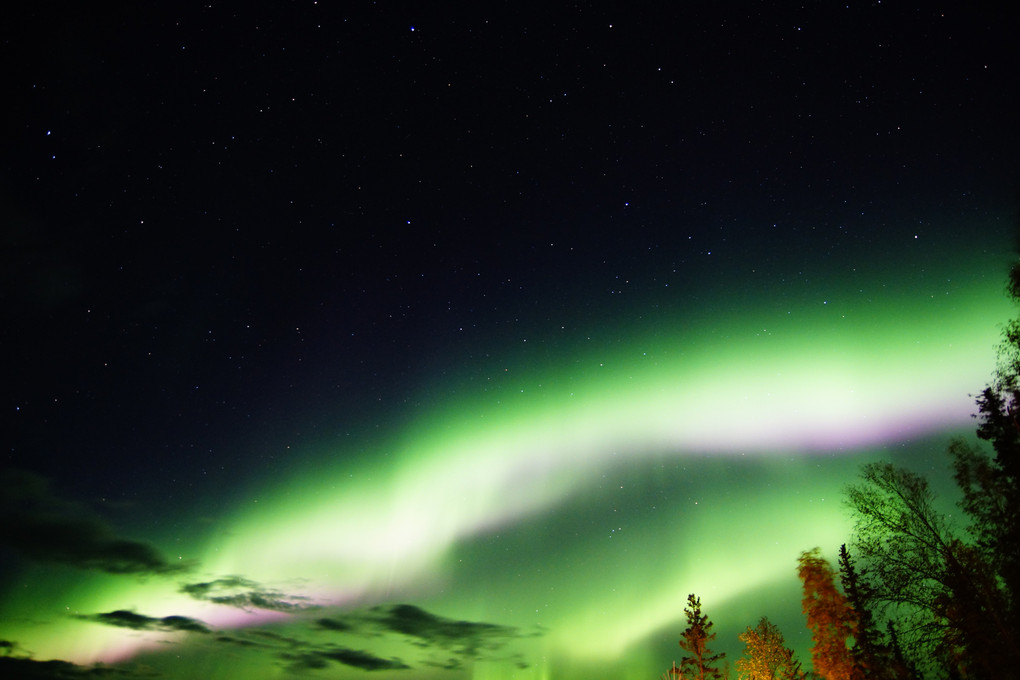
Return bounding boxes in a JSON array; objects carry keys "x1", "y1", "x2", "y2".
[
  {"x1": 836, "y1": 544, "x2": 884, "y2": 678},
  {"x1": 677, "y1": 593, "x2": 725, "y2": 680}
]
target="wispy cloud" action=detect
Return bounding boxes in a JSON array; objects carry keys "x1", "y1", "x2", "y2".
[
  {"x1": 10, "y1": 595, "x2": 535, "y2": 677},
  {"x1": 0, "y1": 656, "x2": 156, "y2": 679},
  {"x1": 214, "y1": 634, "x2": 258, "y2": 647},
  {"x1": 314, "y1": 617, "x2": 351, "y2": 632},
  {"x1": 78, "y1": 610, "x2": 210, "y2": 634},
  {"x1": 1, "y1": 518, "x2": 190, "y2": 575},
  {"x1": 206, "y1": 603, "x2": 534, "y2": 673},
  {"x1": 179, "y1": 576, "x2": 312, "y2": 612},
  {"x1": 368, "y1": 604, "x2": 522, "y2": 657},
  {"x1": 284, "y1": 646, "x2": 410, "y2": 672},
  {"x1": 0, "y1": 469, "x2": 189, "y2": 576}
]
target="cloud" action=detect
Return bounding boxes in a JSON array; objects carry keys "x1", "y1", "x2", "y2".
[
  {"x1": 283, "y1": 652, "x2": 329, "y2": 671},
  {"x1": 179, "y1": 576, "x2": 311, "y2": 612},
  {"x1": 369, "y1": 604, "x2": 520, "y2": 657},
  {"x1": 0, "y1": 518, "x2": 189, "y2": 575},
  {"x1": 423, "y1": 656, "x2": 464, "y2": 671},
  {"x1": 54, "y1": 601, "x2": 532, "y2": 676},
  {"x1": 0, "y1": 469, "x2": 189, "y2": 576},
  {"x1": 194, "y1": 603, "x2": 531, "y2": 674},
  {"x1": 79, "y1": 610, "x2": 210, "y2": 634},
  {"x1": 0, "y1": 656, "x2": 153, "y2": 679},
  {"x1": 215, "y1": 635, "x2": 258, "y2": 647},
  {"x1": 284, "y1": 647, "x2": 409, "y2": 672},
  {"x1": 314, "y1": 617, "x2": 352, "y2": 632},
  {"x1": 0, "y1": 636, "x2": 159, "y2": 678},
  {"x1": 247, "y1": 629, "x2": 306, "y2": 646},
  {"x1": 319, "y1": 647, "x2": 410, "y2": 671}
]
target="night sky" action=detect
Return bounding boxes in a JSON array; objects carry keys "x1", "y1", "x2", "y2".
[{"x1": 2, "y1": 3, "x2": 1017, "y2": 679}]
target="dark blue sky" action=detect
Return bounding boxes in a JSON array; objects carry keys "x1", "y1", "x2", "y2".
[
  {"x1": 5, "y1": 4, "x2": 1014, "y2": 488},
  {"x1": 1, "y1": 4, "x2": 1018, "y2": 677}
]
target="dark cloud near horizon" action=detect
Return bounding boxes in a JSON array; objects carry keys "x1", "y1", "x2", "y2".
[
  {"x1": 13, "y1": 600, "x2": 531, "y2": 676},
  {"x1": 423, "y1": 656, "x2": 464, "y2": 671},
  {"x1": 0, "y1": 517, "x2": 190, "y2": 576},
  {"x1": 314, "y1": 616, "x2": 352, "y2": 632},
  {"x1": 0, "y1": 469, "x2": 190, "y2": 576},
  {"x1": 215, "y1": 634, "x2": 258, "y2": 647},
  {"x1": 369, "y1": 604, "x2": 521, "y2": 658},
  {"x1": 209, "y1": 628, "x2": 307, "y2": 656},
  {"x1": 247, "y1": 628, "x2": 307, "y2": 646},
  {"x1": 220, "y1": 620, "x2": 411, "y2": 673},
  {"x1": 0, "y1": 655, "x2": 153, "y2": 679},
  {"x1": 79, "y1": 609, "x2": 210, "y2": 634},
  {"x1": 203, "y1": 603, "x2": 532, "y2": 673},
  {"x1": 180, "y1": 576, "x2": 312, "y2": 612},
  {"x1": 284, "y1": 646, "x2": 410, "y2": 672},
  {"x1": 320, "y1": 647, "x2": 410, "y2": 671}
]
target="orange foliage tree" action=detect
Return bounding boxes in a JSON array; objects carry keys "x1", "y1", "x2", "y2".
[
  {"x1": 735, "y1": 616, "x2": 803, "y2": 680},
  {"x1": 797, "y1": 549, "x2": 861, "y2": 680}
]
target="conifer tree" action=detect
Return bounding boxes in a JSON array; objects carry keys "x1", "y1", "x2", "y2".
[
  {"x1": 884, "y1": 623, "x2": 920, "y2": 680},
  {"x1": 836, "y1": 544, "x2": 883, "y2": 678},
  {"x1": 677, "y1": 593, "x2": 725, "y2": 680}
]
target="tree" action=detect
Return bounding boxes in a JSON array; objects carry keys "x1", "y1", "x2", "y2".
[
  {"x1": 837, "y1": 200, "x2": 1020, "y2": 677},
  {"x1": 677, "y1": 593, "x2": 726, "y2": 680},
  {"x1": 836, "y1": 544, "x2": 890, "y2": 679},
  {"x1": 956, "y1": 360, "x2": 1020, "y2": 636},
  {"x1": 844, "y1": 462, "x2": 1018, "y2": 678},
  {"x1": 957, "y1": 198, "x2": 1020, "y2": 633},
  {"x1": 797, "y1": 549, "x2": 860, "y2": 680},
  {"x1": 735, "y1": 616, "x2": 803, "y2": 680},
  {"x1": 837, "y1": 544, "x2": 920, "y2": 680},
  {"x1": 948, "y1": 438, "x2": 1014, "y2": 578},
  {"x1": 883, "y1": 623, "x2": 920, "y2": 680}
]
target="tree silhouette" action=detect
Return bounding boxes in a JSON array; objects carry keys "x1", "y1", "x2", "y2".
[
  {"x1": 844, "y1": 462, "x2": 1018, "y2": 678},
  {"x1": 883, "y1": 623, "x2": 920, "y2": 680},
  {"x1": 953, "y1": 233, "x2": 1020, "y2": 639},
  {"x1": 677, "y1": 594, "x2": 725, "y2": 680},
  {"x1": 835, "y1": 545, "x2": 885, "y2": 679},
  {"x1": 836, "y1": 544, "x2": 922, "y2": 680},
  {"x1": 735, "y1": 616, "x2": 803, "y2": 680}
]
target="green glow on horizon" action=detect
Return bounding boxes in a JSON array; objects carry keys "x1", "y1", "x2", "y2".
[{"x1": 0, "y1": 570, "x2": 190, "y2": 664}]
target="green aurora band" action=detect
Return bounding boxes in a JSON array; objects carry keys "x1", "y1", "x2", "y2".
[{"x1": 0, "y1": 245, "x2": 1014, "y2": 679}]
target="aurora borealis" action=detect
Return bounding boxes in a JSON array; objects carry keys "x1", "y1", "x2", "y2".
[
  {"x1": 2, "y1": 250, "x2": 1013, "y2": 679},
  {"x1": 3, "y1": 3, "x2": 1018, "y2": 679}
]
